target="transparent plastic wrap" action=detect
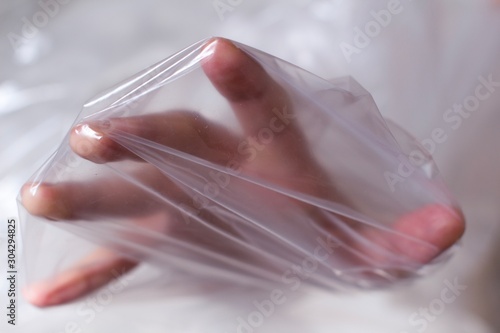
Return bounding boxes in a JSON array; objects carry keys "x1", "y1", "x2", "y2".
[{"x1": 17, "y1": 37, "x2": 464, "y2": 307}]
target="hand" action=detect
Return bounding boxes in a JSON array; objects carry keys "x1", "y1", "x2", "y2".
[{"x1": 21, "y1": 38, "x2": 465, "y2": 307}]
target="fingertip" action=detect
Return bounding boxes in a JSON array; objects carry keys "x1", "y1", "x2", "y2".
[
  {"x1": 201, "y1": 37, "x2": 268, "y2": 102},
  {"x1": 70, "y1": 120, "x2": 123, "y2": 164},
  {"x1": 70, "y1": 122, "x2": 106, "y2": 163},
  {"x1": 21, "y1": 182, "x2": 72, "y2": 220},
  {"x1": 23, "y1": 274, "x2": 88, "y2": 307},
  {"x1": 433, "y1": 205, "x2": 465, "y2": 253},
  {"x1": 23, "y1": 282, "x2": 64, "y2": 308},
  {"x1": 202, "y1": 37, "x2": 241, "y2": 72},
  {"x1": 23, "y1": 285, "x2": 49, "y2": 308},
  {"x1": 394, "y1": 204, "x2": 465, "y2": 263},
  {"x1": 23, "y1": 256, "x2": 137, "y2": 307},
  {"x1": 201, "y1": 37, "x2": 243, "y2": 81}
]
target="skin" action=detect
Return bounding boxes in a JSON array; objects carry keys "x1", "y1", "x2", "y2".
[{"x1": 20, "y1": 38, "x2": 465, "y2": 307}]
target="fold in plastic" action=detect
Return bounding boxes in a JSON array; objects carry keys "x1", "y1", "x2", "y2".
[{"x1": 18, "y1": 38, "x2": 461, "y2": 293}]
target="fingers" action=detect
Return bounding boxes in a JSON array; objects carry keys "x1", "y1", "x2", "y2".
[
  {"x1": 201, "y1": 38, "x2": 291, "y2": 135},
  {"x1": 70, "y1": 38, "x2": 303, "y2": 168},
  {"x1": 21, "y1": 165, "x2": 180, "y2": 221},
  {"x1": 201, "y1": 38, "x2": 320, "y2": 181},
  {"x1": 70, "y1": 38, "x2": 311, "y2": 176},
  {"x1": 70, "y1": 111, "x2": 240, "y2": 165},
  {"x1": 24, "y1": 248, "x2": 137, "y2": 307},
  {"x1": 312, "y1": 204, "x2": 465, "y2": 286},
  {"x1": 360, "y1": 204, "x2": 465, "y2": 266},
  {"x1": 201, "y1": 38, "x2": 467, "y2": 264},
  {"x1": 391, "y1": 204, "x2": 465, "y2": 263}
]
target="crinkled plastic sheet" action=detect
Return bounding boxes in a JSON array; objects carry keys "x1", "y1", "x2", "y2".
[{"x1": 18, "y1": 37, "x2": 463, "y2": 306}]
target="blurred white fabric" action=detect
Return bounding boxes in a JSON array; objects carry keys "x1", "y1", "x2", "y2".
[{"x1": 1, "y1": 0, "x2": 500, "y2": 332}]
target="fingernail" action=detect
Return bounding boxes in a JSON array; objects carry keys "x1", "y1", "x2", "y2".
[{"x1": 88, "y1": 119, "x2": 112, "y2": 135}]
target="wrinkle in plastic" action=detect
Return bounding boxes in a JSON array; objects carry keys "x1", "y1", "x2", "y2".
[{"x1": 18, "y1": 38, "x2": 461, "y2": 295}]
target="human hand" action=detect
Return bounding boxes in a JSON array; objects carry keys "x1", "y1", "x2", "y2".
[{"x1": 21, "y1": 38, "x2": 465, "y2": 307}]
